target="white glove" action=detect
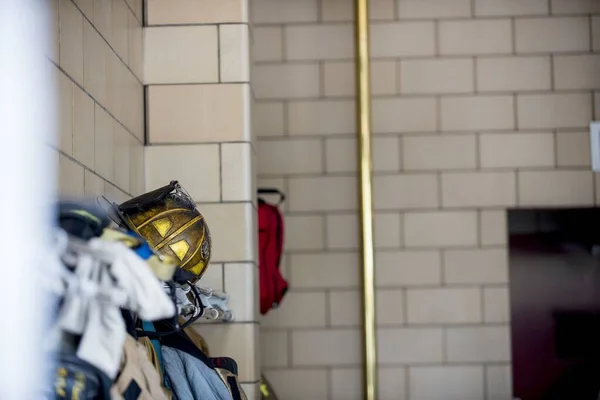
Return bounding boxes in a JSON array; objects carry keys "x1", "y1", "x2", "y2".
[{"x1": 56, "y1": 239, "x2": 176, "y2": 378}]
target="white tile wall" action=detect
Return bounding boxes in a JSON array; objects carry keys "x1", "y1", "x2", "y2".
[
  {"x1": 144, "y1": 0, "x2": 258, "y2": 386},
  {"x1": 253, "y1": 2, "x2": 599, "y2": 399},
  {"x1": 55, "y1": 0, "x2": 143, "y2": 201}
]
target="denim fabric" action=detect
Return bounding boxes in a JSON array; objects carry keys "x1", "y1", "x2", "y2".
[{"x1": 161, "y1": 346, "x2": 233, "y2": 400}]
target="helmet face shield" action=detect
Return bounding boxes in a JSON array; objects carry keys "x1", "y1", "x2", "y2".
[
  {"x1": 98, "y1": 181, "x2": 212, "y2": 282},
  {"x1": 118, "y1": 181, "x2": 197, "y2": 214}
]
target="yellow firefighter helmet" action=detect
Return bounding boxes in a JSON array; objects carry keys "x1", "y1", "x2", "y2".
[{"x1": 100, "y1": 181, "x2": 212, "y2": 282}]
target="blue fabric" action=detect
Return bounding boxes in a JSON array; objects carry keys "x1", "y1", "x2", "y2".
[
  {"x1": 134, "y1": 243, "x2": 154, "y2": 261},
  {"x1": 141, "y1": 320, "x2": 169, "y2": 390},
  {"x1": 161, "y1": 346, "x2": 233, "y2": 400},
  {"x1": 129, "y1": 232, "x2": 170, "y2": 389},
  {"x1": 128, "y1": 231, "x2": 154, "y2": 261}
]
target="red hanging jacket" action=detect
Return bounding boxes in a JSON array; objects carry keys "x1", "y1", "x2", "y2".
[{"x1": 258, "y1": 197, "x2": 288, "y2": 315}]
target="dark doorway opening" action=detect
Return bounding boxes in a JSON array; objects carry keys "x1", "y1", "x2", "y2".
[{"x1": 509, "y1": 208, "x2": 600, "y2": 400}]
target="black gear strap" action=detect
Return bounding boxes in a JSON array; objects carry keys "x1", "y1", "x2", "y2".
[{"x1": 57, "y1": 200, "x2": 111, "y2": 241}]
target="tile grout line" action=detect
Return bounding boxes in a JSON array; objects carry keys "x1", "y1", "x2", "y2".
[
  {"x1": 318, "y1": 61, "x2": 326, "y2": 99},
  {"x1": 251, "y1": 13, "x2": 600, "y2": 30},
  {"x1": 593, "y1": 91, "x2": 597, "y2": 120},
  {"x1": 326, "y1": 367, "x2": 332, "y2": 400},
  {"x1": 146, "y1": 81, "x2": 251, "y2": 87},
  {"x1": 55, "y1": 147, "x2": 133, "y2": 198},
  {"x1": 395, "y1": 59, "x2": 402, "y2": 96},
  {"x1": 442, "y1": 327, "x2": 447, "y2": 364},
  {"x1": 253, "y1": 88, "x2": 599, "y2": 101},
  {"x1": 280, "y1": 242, "x2": 505, "y2": 254},
  {"x1": 70, "y1": 0, "x2": 144, "y2": 86},
  {"x1": 476, "y1": 208, "x2": 482, "y2": 247},
  {"x1": 553, "y1": 129, "x2": 559, "y2": 168},
  {"x1": 440, "y1": 249, "x2": 446, "y2": 286},
  {"x1": 401, "y1": 288, "x2": 408, "y2": 327},
  {"x1": 434, "y1": 20, "x2": 440, "y2": 57},
  {"x1": 590, "y1": 15, "x2": 595, "y2": 52},
  {"x1": 399, "y1": 210, "x2": 405, "y2": 248},
  {"x1": 219, "y1": 143, "x2": 224, "y2": 202},
  {"x1": 50, "y1": 59, "x2": 143, "y2": 145},
  {"x1": 398, "y1": 134, "x2": 404, "y2": 172},
  {"x1": 142, "y1": 0, "x2": 148, "y2": 26},
  {"x1": 68, "y1": 73, "x2": 75, "y2": 158},
  {"x1": 287, "y1": 328, "x2": 293, "y2": 368},
  {"x1": 475, "y1": 132, "x2": 482, "y2": 171},
  {"x1": 405, "y1": 367, "x2": 410, "y2": 400},
  {"x1": 483, "y1": 364, "x2": 489, "y2": 400},
  {"x1": 265, "y1": 47, "x2": 600, "y2": 63},
  {"x1": 253, "y1": 48, "x2": 600, "y2": 66},
  {"x1": 143, "y1": 85, "x2": 149, "y2": 145},
  {"x1": 321, "y1": 136, "x2": 328, "y2": 176},
  {"x1": 480, "y1": 286, "x2": 485, "y2": 323},
  {"x1": 262, "y1": 321, "x2": 512, "y2": 332},
  {"x1": 513, "y1": 93, "x2": 519, "y2": 131},
  {"x1": 317, "y1": 0, "x2": 323, "y2": 24},
  {"x1": 58, "y1": 0, "x2": 63, "y2": 67},
  {"x1": 550, "y1": 54, "x2": 555, "y2": 91},
  {"x1": 221, "y1": 263, "x2": 227, "y2": 293},
  {"x1": 122, "y1": 0, "x2": 142, "y2": 26},
  {"x1": 593, "y1": 158, "x2": 598, "y2": 206},
  {"x1": 435, "y1": 96, "x2": 442, "y2": 133},
  {"x1": 437, "y1": 171, "x2": 443, "y2": 210},
  {"x1": 283, "y1": 101, "x2": 290, "y2": 136},
  {"x1": 515, "y1": 168, "x2": 520, "y2": 207},
  {"x1": 322, "y1": 210, "x2": 329, "y2": 250},
  {"x1": 92, "y1": 101, "x2": 98, "y2": 170},
  {"x1": 325, "y1": 289, "x2": 331, "y2": 328},
  {"x1": 281, "y1": 23, "x2": 287, "y2": 62},
  {"x1": 217, "y1": 25, "x2": 222, "y2": 83},
  {"x1": 511, "y1": 18, "x2": 517, "y2": 55},
  {"x1": 473, "y1": 57, "x2": 478, "y2": 94}
]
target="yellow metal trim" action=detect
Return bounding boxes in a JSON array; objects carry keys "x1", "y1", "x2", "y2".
[
  {"x1": 178, "y1": 224, "x2": 205, "y2": 269},
  {"x1": 260, "y1": 383, "x2": 269, "y2": 397},
  {"x1": 168, "y1": 239, "x2": 191, "y2": 261},
  {"x1": 154, "y1": 215, "x2": 202, "y2": 250},
  {"x1": 135, "y1": 208, "x2": 190, "y2": 230},
  {"x1": 354, "y1": 0, "x2": 378, "y2": 399}
]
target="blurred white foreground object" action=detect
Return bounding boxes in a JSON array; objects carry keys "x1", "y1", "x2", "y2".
[{"x1": 0, "y1": 1, "x2": 58, "y2": 398}]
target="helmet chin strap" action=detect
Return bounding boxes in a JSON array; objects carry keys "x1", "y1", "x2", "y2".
[
  {"x1": 175, "y1": 282, "x2": 204, "y2": 329},
  {"x1": 136, "y1": 273, "x2": 235, "y2": 340},
  {"x1": 136, "y1": 280, "x2": 203, "y2": 339},
  {"x1": 136, "y1": 281, "x2": 182, "y2": 339},
  {"x1": 175, "y1": 283, "x2": 234, "y2": 323},
  {"x1": 172, "y1": 268, "x2": 196, "y2": 284}
]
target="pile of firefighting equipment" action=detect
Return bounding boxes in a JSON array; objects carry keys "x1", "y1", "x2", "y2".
[{"x1": 43, "y1": 181, "x2": 245, "y2": 400}]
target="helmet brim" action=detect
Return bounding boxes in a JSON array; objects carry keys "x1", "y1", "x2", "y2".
[{"x1": 96, "y1": 195, "x2": 136, "y2": 232}]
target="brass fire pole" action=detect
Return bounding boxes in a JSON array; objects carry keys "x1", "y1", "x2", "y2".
[{"x1": 354, "y1": 0, "x2": 377, "y2": 399}]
